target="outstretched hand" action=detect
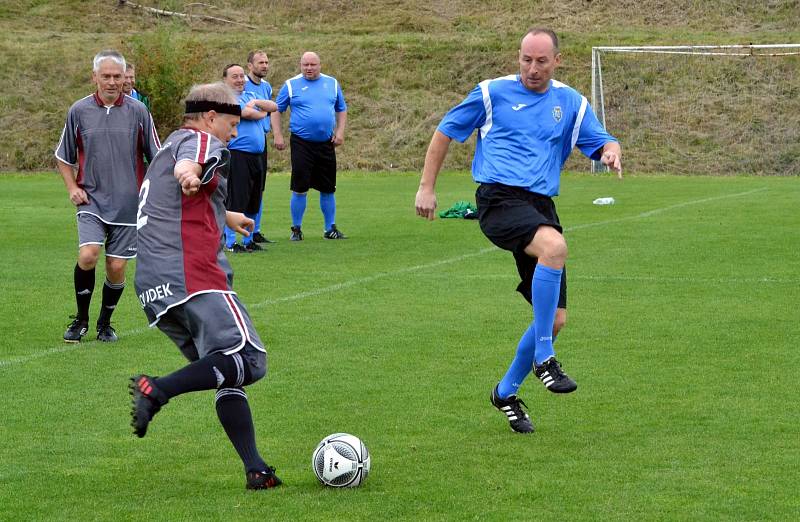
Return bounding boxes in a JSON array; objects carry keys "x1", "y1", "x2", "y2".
[{"x1": 226, "y1": 211, "x2": 254, "y2": 237}]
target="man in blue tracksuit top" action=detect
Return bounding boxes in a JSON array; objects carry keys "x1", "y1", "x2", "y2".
[
  {"x1": 273, "y1": 51, "x2": 348, "y2": 241},
  {"x1": 415, "y1": 28, "x2": 623, "y2": 434}
]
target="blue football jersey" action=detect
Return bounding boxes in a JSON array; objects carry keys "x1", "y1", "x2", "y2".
[
  {"x1": 438, "y1": 75, "x2": 616, "y2": 196},
  {"x1": 276, "y1": 73, "x2": 347, "y2": 142}
]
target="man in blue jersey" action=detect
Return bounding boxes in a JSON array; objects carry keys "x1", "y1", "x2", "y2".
[
  {"x1": 222, "y1": 63, "x2": 277, "y2": 252},
  {"x1": 56, "y1": 50, "x2": 160, "y2": 343},
  {"x1": 415, "y1": 28, "x2": 622, "y2": 434},
  {"x1": 273, "y1": 51, "x2": 348, "y2": 241},
  {"x1": 244, "y1": 50, "x2": 277, "y2": 245}
]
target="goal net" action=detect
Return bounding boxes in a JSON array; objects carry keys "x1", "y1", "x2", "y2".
[{"x1": 591, "y1": 44, "x2": 800, "y2": 175}]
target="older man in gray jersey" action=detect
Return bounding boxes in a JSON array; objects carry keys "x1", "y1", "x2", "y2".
[
  {"x1": 56, "y1": 49, "x2": 160, "y2": 343},
  {"x1": 130, "y1": 82, "x2": 281, "y2": 490}
]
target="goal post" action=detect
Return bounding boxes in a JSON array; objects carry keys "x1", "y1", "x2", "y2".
[{"x1": 590, "y1": 44, "x2": 800, "y2": 175}]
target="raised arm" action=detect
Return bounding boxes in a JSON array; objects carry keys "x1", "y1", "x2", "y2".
[{"x1": 415, "y1": 130, "x2": 452, "y2": 220}]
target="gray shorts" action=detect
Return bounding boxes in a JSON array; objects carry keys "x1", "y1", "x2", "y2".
[
  {"x1": 77, "y1": 212, "x2": 137, "y2": 258},
  {"x1": 155, "y1": 291, "x2": 266, "y2": 367}
]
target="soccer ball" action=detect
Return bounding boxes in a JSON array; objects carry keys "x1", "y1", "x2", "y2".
[{"x1": 312, "y1": 433, "x2": 371, "y2": 488}]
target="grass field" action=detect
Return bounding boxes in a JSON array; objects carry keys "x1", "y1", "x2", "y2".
[{"x1": 1, "y1": 171, "x2": 799, "y2": 520}]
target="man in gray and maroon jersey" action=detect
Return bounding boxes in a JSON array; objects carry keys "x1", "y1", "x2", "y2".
[
  {"x1": 55, "y1": 49, "x2": 160, "y2": 343},
  {"x1": 130, "y1": 82, "x2": 281, "y2": 490}
]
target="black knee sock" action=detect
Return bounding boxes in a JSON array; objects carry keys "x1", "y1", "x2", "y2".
[
  {"x1": 154, "y1": 352, "x2": 242, "y2": 399},
  {"x1": 74, "y1": 264, "x2": 95, "y2": 321},
  {"x1": 97, "y1": 279, "x2": 125, "y2": 326},
  {"x1": 215, "y1": 388, "x2": 268, "y2": 473}
]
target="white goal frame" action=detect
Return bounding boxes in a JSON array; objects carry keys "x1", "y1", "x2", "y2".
[{"x1": 589, "y1": 44, "x2": 800, "y2": 173}]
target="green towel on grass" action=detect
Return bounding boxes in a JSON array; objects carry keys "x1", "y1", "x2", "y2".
[{"x1": 438, "y1": 200, "x2": 478, "y2": 219}]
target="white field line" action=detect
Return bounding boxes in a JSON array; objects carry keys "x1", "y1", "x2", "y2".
[
  {"x1": 462, "y1": 274, "x2": 798, "y2": 284},
  {"x1": 0, "y1": 187, "x2": 766, "y2": 369}
]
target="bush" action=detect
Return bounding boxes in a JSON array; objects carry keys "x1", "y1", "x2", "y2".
[{"x1": 127, "y1": 25, "x2": 207, "y2": 137}]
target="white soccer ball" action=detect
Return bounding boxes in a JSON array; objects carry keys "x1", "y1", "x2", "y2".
[{"x1": 312, "y1": 433, "x2": 371, "y2": 488}]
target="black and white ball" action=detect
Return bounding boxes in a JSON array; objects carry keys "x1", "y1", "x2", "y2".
[{"x1": 312, "y1": 433, "x2": 371, "y2": 487}]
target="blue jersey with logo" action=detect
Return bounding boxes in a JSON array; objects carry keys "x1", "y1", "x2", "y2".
[
  {"x1": 276, "y1": 73, "x2": 346, "y2": 142},
  {"x1": 438, "y1": 75, "x2": 616, "y2": 196},
  {"x1": 244, "y1": 76, "x2": 273, "y2": 134},
  {"x1": 227, "y1": 91, "x2": 265, "y2": 153}
]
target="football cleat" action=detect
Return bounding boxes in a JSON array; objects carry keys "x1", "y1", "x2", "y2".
[
  {"x1": 129, "y1": 374, "x2": 169, "y2": 438},
  {"x1": 246, "y1": 467, "x2": 283, "y2": 490},
  {"x1": 244, "y1": 241, "x2": 264, "y2": 252},
  {"x1": 290, "y1": 226, "x2": 304, "y2": 241},
  {"x1": 323, "y1": 224, "x2": 347, "y2": 240},
  {"x1": 96, "y1": 323, "x2": 118, "y2": 342},
  {"x1": 534, "y1": 357, "x2": 577, "y2": 394},
  {"x1": 490, "y1": 385, "x2": 534, "y2": 434},
  {"x1": 225, "y1": 243, "x2": 249, "y2": 254},
  {"x1": 252, "y1": 232, "x2": 275, "y2": 244},
  {"x1": 63, "y1": 317, "x2": 89, "y2": 343}
]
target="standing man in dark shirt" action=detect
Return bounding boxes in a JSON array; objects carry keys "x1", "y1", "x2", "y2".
[{"x1": 55, "y1": 49, "x2": 160, "y2": 343}]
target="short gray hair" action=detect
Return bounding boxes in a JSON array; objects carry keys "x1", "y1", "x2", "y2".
[
  {"x1": 184, "y1": 82, "x2": 239, "y2": 121},
  {"x1": 93, "y1": 50, "x2": 126, "y2": 72}
]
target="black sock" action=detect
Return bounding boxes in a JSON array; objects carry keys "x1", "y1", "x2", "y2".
[
  {"x1": 74, "y1": 264, "x2": 95, "y2": 321},
  {"x1": 154, "y1": 352, "x2": 242, "y2": 399},
  {"x1": 97, "y1": 279, "x2": 125, "y2": 326},
  {"x1": 215, "y1": 388, "x2": 268, "y2": 473}
]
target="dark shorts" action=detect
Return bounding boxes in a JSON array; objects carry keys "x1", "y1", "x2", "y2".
[
  {"x1": 290, "y1": 134, "x2": 336, "y2": 193},
  {"x1": 226, "y1": 149, "x2": 265, "y2": 214},
  {"x1": 475, "y1": 183, "x2": 567, "y2": 308}
]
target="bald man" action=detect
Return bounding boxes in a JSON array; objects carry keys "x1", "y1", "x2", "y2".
[
  {"x1": 415, "y1": 28, "x2": 622, "y2": 434},
  {"x1": 273, "y1": 52, "x2": 348, "y2": 241}
]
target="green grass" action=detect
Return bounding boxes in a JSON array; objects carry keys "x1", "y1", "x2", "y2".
[{"x1": 1, "y1": 172, "x2": 799, "y2": 520}]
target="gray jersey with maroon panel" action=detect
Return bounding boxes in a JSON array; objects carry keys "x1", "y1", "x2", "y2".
[
  {"x1": 135, "y1": 128, "x2": 235, "y2": 326},
  {"x1": 55, "y1": 93, "x2": 161, "y2": 225}
]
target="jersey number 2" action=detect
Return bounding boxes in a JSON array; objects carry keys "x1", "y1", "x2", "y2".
[{"x1": 137, "y1": 179, "x2": 150, "y2": 230}]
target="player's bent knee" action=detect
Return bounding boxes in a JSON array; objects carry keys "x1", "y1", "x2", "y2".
[{"x1": 242, "y1": 348, "x2": 267, "y2": 385}]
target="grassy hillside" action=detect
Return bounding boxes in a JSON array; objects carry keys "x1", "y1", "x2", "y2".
[{"x1": 1, "y1": 0, "x2": 799, "y2": 173}]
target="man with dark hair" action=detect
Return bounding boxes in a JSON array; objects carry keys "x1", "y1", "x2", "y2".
[
  {"x1": 273, "y1": 51, "x2": 348, "y2": 241},
  {"x1": 415, "y1": 28, "x2": 622, "y2": 434},
  {"x1": 221, "y1": 63, "x2": 277, "y2": 252},
  {"x1": 56, "y1": 49, "x2": 160, "y2": 343},
  {"x1": 244, "y1": 50, "x2": 277, "y2": 245},
  {"x1": 131, "y1": 81, "x2": 282, "y2": 490}
]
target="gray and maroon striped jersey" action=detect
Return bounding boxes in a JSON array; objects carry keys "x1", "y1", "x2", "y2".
[
  {"x1": 55, "y1": 93, "x2": 161, "y2": 225},
  {"x1": 134, "y1": 127, "x2": 235, "y2": 325}
]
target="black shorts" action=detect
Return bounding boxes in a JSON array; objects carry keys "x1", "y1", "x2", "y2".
[
  {"x1": 290, "y1": 134, "x2": 336, "y2": 193},
  {"x1": 475, "y1": 183, "x2": 567, "y2": 308},
  {"x1": 226, "y1": 149, "x2": 264, "y2": 214}
]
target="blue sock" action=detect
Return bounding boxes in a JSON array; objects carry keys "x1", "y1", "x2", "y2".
[
  {"x1": 497, "y1": 323, "x2": 537, "y2": 398},
  {"x1": 532, "y1": 265, "x2": 563, "y2": 365},
  {"x1": 290, "y1": 192, "x2": 307, "y2": 227},
  {"x1": 253, "y1": 199, "x2": 264, "y2": 233},
  {"x1": 223, "y1": 226, "x2": 236, "y2": 248},
  {"x1": 319, "y1": 192, "x2": 336, "y2": 230},
  {"x1": 243, "y1": 211, "x2": 258, "y2": 245}
]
